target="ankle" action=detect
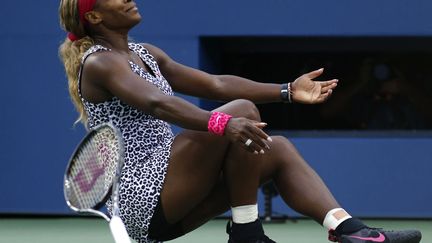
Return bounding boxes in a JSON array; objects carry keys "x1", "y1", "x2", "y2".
[
  {"x1": 231, "y1": 204, "x2": 258, "y2": 224},
  {"x1": 323, "y1": 208, "x2": 352, "y2": 230},
  {"x1": 335, "y1": 218, "x2": 367, "y2": 235}
]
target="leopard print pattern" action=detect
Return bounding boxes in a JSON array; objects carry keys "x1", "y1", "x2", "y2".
[{"x1": 78, "y1": 43, "x2": 175, "y2": 243}]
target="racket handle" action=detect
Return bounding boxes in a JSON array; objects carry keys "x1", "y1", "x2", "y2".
[{"x1": 109, "y1": 216, "x2": 132, "y2": 243}]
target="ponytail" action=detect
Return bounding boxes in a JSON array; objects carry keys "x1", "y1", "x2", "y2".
[{"x1": 59, "y1": 37, "x2": 94, "y2": 125}]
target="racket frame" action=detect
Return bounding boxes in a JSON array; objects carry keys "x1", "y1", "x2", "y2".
[{"x1": 64, "y1": 122, "x2": 125, "y2": 222}]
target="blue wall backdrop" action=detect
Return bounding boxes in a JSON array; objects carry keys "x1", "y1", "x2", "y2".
[{"x1": 0, "y1": 1, "x2": 431, "y2": 216}]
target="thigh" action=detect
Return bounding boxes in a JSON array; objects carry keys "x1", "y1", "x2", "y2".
[
  {"x1": 160, "y1": 99, "x2": 260, "y2": 224},
  {"x1": 160, "y1": 130, "x2": 227, "y2": 224},
  {"x1": 177, "y1": 136, "x2": 293, "y2": 234}
]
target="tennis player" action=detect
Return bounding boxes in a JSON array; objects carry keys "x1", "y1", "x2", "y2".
[{"x1": 58, "y1": 0, "x2": 421, "y2": 242}]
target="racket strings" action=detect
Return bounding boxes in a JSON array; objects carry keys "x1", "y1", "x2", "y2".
[{"x1": 65, "y1": 126, "x2": 120, "y2": 209}]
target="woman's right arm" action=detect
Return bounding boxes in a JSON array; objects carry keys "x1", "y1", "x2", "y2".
[
  {"x1": 84, "y1": 52, "x2": 211, "y2": 131},
  {"x1": 82, "y1": 52, "x2": 270, "y2": 152}
]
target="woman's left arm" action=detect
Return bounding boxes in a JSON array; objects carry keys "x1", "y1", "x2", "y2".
[{"x1": 144, "y1": 43, "x2": 338, "y2": 104}]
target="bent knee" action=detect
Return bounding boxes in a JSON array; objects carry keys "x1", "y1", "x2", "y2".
[
  {"x1": 271, "y1": 135, "x2": 312, "y2": 168},
  {"x1": 229, "y1": 99, "x2": 261, "y2": 121},
  {"x1": 271, "y1": 135, "x2": 297, "y2": 153}
]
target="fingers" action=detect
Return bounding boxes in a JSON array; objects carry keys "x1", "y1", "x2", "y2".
[
  {"x1": 242, "y1": 123, "x2": 272, "y2": 154},
  {"x1": 241, "y1": 125, "x2": 271, "y2": 154},
  {"x1": 242, "y1": 137, "x2": 271, "y2": 154},
  {"x1": 316, "y1": 89, "x2": 333, "y2": 103},
  {"x1": 251, "y1": 122, "x2": 271, "y2": 141},
  {"x1": 306, "y1": 69, "x2": 339, "y2": 89},
  {"x1": 306, "y1": 68, "x2": 324, "y2": 79},
  {"x1": 246, "y1": 126, "x2": 271, "y2": 153},
  {"x1": 320, "y1": 80, "x2": 338, "y2": 93},
  {"x1": 242, "y1": 137, "x2": 265, "y2": 154},
  {"x1": 225, "y1": 118, "x2": 272, "y2": 154},
  {"x1": 321, "y1": 79, "x2": 339, "y2": 87},
  {"x1": 241, "y1": 138, "x2": 257, "y2": 153}
]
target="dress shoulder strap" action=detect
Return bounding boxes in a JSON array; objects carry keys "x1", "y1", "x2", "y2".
[
  {"x1": 128, "y1": 42, "x2": 163, "y2": 79},
  {"x1": 81, "y1": 45, "x2": 111, "y2": 64}
]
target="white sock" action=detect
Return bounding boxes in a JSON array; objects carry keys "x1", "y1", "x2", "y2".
[
  {"x1": 231, "y1": 204, "x2": 258, "y2": 224},
  {"x1": 323, "y1": 208, "x2": 352, "y2": 230}
]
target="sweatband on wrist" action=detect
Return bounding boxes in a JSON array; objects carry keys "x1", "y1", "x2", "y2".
[{"x1": 207, "y1": 112, "x2": 232, "y2": 136}]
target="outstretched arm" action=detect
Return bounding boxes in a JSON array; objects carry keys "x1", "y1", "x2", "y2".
[
  {"x1": 82, "y1": 51, "x2": 270, "y2": 152},
  {"x1": 144, "y1": 43, "x2": 338, "y2": 104}
]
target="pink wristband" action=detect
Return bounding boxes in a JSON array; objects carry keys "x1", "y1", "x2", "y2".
[{"x1": 208, "y1": 112, "x2": 233, "y2": 136}]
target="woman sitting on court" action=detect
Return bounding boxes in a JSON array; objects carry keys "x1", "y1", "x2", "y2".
[{"x1": 58, "y1": 0, "x2": 421, "y2": 242}]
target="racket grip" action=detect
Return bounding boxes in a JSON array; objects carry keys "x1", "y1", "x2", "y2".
[{"x1": 109, "y1": 216, "x2": 132, "y2": 243}]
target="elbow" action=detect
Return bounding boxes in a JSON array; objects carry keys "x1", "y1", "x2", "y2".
[
  {"x1": 210, "y1": 75, "x2": 227, "y2": 100},
  {"x1": 145, "y1": 94, "x2": 172, "y2": 119}
]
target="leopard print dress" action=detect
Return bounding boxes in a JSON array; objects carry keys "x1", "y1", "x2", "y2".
[{"x1": 78, "y1": 43, "x2": 175, "y2": 243}]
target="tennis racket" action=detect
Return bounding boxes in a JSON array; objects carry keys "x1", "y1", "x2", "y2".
[{"x1": 64, "y1": 122, "x2": 131, "y2": 243}]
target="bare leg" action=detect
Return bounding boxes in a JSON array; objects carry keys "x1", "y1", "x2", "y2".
[
  {"x1": 178, "y1": 136, "x2": 340, "y2": 234},
  {"x1": 269, "y1": 136, "x2": 340, "y2": 223},
  {"x1": 160, "y1": 99, "x2": 264, "y2": 224},
  {"x1": 157, "y1": 100, "x2": 340, "y2": 239},
  {"x1": 160, "y1": 126, "x2": 422, "y2": 243}
]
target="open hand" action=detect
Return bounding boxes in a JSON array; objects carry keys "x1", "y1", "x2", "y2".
[{"x1": 291, "y1": 68, "x2": 338, "y2": 104}]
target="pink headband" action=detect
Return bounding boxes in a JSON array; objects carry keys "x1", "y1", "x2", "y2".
[{"x1": 68, "y1": 0, "x2": 97, "y2": 42}]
